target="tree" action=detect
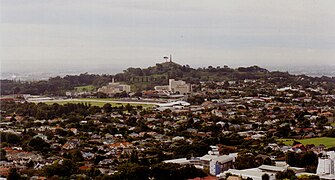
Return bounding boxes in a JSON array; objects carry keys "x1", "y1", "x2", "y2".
[
  {"x1": 276, "y1": 125, "x2": 291, "y2": 138},
  {"x1": 103, "y1": 103, "x2": 112, "y2": 113},
  {"x1": 86, "y1": 167, "x2": 101, "y2": 178},
  {"x1": 129, "y1": 150, "x2": 139, "y2": 164},
  {"x1": 0, "y1": 132, "x2": 21, "y2": 144},
  {"x1": 7, "y1": 168, "x2": 21, "y2": 180},
  {"x1": 286, "y1": 151, "x2": 299, "y2": 167},
  {"x1": 0, "y1": 148, "x2": 7, "y2": 161},
  {"x1": 262, "y1": 173, "x2": 270, "y2": 180},
  {"x1": 43, "y1": 159, "x2": 77, "y2": 177},
  {"x1": 276, "y1": 169, "x2": 296, "y2": 180},
  {"x1": 113, "y1": 163, "x2": 150, "y2": 180},
  {"x1": 69, "y1": 149, "x2": 84, "y2": 163},
  {"x1": 28, "y1": 137, "x2": 50, "y2": 153},
  {"x1": 235, "y1": 153, "x2": 259, "y2": 169}
]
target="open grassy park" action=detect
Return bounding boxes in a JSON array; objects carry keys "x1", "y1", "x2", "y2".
[
  {"x1": 43, "y1": 100, "x2": 115, "y2": 107},
  {"x1": 277, "y1": 137, "x2": 335, "y2": 147},
  {"x1": 40, "y1": 98, "x2": 154, "y2": 108}
]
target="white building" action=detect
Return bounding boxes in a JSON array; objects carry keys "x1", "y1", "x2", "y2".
[
  {"x1": 97, "y1": 79, "x2": 131, "y2": 95},
  {"x1": 220, "y1": 167, "x2": 277, "y2": 180},
  {"x1": 169, "y1": 79, "x2": 191, "y2": 94},
  {"x1": 317, "y1": 151, "x2": 335, "y2": 179},
  {"x1": 154, "y1": 79, "x2": 191, "y2": 95},
  {"x1": 163, "y1": 145, "x2": 237, "y2": 176}
]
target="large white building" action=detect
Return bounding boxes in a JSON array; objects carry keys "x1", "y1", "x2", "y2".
[
  {"x1": 317, "y1": 151, "x2": 335, "y2": 179},
  {"x1": 154, "y1": 79, "x2": 191, "y2": 95},
  {"x1": 168, "y1": 79, "x2": 192, "y2": 94},
  {"x1": 97, "y1": 80, "x2": 131, "y2": 95},
  {"x1": 163, "y1": 146, "x2": 237, "y2": 176}
]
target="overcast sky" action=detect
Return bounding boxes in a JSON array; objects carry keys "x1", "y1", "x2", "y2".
[{"x1": 1, "y1": 0, "x2": 335, "y2": 73}]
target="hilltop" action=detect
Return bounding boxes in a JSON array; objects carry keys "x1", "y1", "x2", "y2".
[
  {"x1": 114, "y1": 61, "x2": 271, "y2": 90},
  {"x1": 1, "y1": 61, "x2": 335, "y2": 95}
]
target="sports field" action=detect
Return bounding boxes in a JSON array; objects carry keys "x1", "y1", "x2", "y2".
[
  {"x1": 277, "y1": 137, "x2": 335, "y2": 147},
  {"x1": 43, "y1": 100, "x2": 117, "y2": 107},
  {"x1": 38, "y1": 98, "x2": 154, "y2": 108}
]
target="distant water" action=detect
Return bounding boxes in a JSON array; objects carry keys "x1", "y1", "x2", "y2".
[
  {"x1": 265, "y1": 65, "x2": 335, "y2": 77},
  {"x1": 0, "y1": 67, "x2": 124, "y2": 81},
  {"x1": 1, "y1": 65, "x2": 334, "y2": 81}
]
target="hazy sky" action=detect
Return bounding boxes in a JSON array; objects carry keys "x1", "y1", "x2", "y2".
[{"x1": 1, "y1": 0, "x2": 335, "y2": 73}]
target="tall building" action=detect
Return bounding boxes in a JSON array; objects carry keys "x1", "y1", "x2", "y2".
[
  {"x1": 317, "y1": 151, "x2": 335, "y2": 175},
  {"x1": 168, "y1": 79, "x2": 192, "y2": 95},
  {"x1": 154, "y1": 79, "x2": 192, "y2": 95},
  {"x1": 97, "y1": 79, "x2": 131, "y2": 95}
]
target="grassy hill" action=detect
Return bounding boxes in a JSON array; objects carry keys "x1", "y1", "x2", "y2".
[
  {"x1": 74, "y1": 85, "x2": 96, "y2": 92},
  {"x1": 1, "y1": 61, "x2": 334, "y2": 95},
  {"x1": 278, "y1": 137, "x2": 335, "y2": 147},
  {"x1": 114, "y1": 62, "x2": 273, "y2": 91}
]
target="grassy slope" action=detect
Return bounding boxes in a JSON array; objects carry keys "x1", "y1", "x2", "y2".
[
  {"x1": 277, "y1": 137, "x2": 335, "y2": 147},
  {"x1": 74, "y1": 85, "x2": 96, "y2": 92}
]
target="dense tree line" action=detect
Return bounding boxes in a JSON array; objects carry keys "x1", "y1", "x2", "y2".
[
  {"x1": 1, "y1": 73, "x2": 112, "y2": 95},
  {"x1": 2, "y1": 62, "x2": 334, "y2": 95},
  {"x1": 0, "y1": 101, "x2": 137, "y2": 120}
]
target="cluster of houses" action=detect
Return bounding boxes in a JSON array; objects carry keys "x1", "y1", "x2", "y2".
[
  {"x1": 0, "y1": 75, "x2": 334, "y2": 179},
  {"x1": 217, "y1": 150, "x2": 335, "y2": 180}
]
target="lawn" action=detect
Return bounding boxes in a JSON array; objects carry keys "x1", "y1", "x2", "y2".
[
  {"x1": 43, "y1": 100, "x2": 110, "y2": 107},
  {"x1": 277, "y1": 137, "x2": 335, "y2": 147},
  {"x1": 41, "y1": 99, "x2": 153, "y2": 108},
  {"x1": 74, "y1": 85, "x2": 96, "y2": 92},
  {"x1": 79, "y1": 98, "x2": 117, "y2": 101}
]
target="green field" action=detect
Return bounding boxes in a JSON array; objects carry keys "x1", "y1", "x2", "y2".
[
  {"x1": 277, "y1": 137, "x2": 335, "y2": 147},
  {"x1": 43, "y1": 100, "x2": 114, "y2": 107},
  {"x1": 74, "y1": 85, "x2": 96, "y2": 92},
  {"x1": 79, "y1": 98, "x2": 117, "y2": 101},
  {"x1": 41, "y1": 99, "x2": 153, "y2": 108}
]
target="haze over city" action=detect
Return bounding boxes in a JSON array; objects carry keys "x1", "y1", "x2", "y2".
[{"x1": 1, "y1": 0, "x2": 335, "y2": 76}]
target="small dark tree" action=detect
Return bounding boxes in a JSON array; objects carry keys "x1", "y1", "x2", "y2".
[
  {"x1": 262, "y1": 173, "x2": 270, "y2": 180},
  {"x1": 7, "y1": 168, "x2": 21, "y2": 180}
]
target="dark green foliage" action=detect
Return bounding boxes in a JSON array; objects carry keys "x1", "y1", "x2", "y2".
[
  {"x1": 151, "y1": 163, "x2": 206, "y2": 180},
  {"x1": 1, "y1": 101, "x2": 97, "y2": 120},
  {"x1": 235, "y1": 153, "x2": 260, "y2": 169},
  {"x1": 1, "y1": 73, "x2": 108, "y2": 95},
  {"x1": 68, "y1": 149, "x2": 84, "y2": 163},
  {"x1": 7, "y1": 168, "x2": 22, "y2": 180},
  {"x1": 0, "y1": 132, "x2": 21, "y2": 144},
  {"x1": 323, "y1": 129, "x2": 335, "y2": 137},
  {"x1": 0, "y1": 148, "x2": 7, "y2": 161},
  {"x1": 112, "y1": 163, "x2": 150, "y2": 180},
  {"x1": 173, "y1": 142, "x2": 210, "y2": 158},
  {"x1": 103, "y1": 103, "x2": 113, "y2": 113},
  {"x1": 262, "y1": 173, "x2": 270, "y2": 180},
  {"x1": 276, "y1": 125, "x2": 291, "y2": 138},
  {"x1": 285, "y1": 151, "x2": 318, "y2": 173},
  {"x1": 28, "y1": 137, "x2": 50, "y2": 153},
  {"x1": 85, "y1": 167, "x2": 101, "y2": 178},
  {"x1": 104, "y1": 162, "x2": 206, "y2": 180},
  {"x1": 43, "y1": 159, "x2": 77, "y2": 177},
  {"x1": 3, "y1": 62, "x2": 332, "y2": 95},
  {"x1": 276, "y1": 169, "x2": 296, "y2": 180}
]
